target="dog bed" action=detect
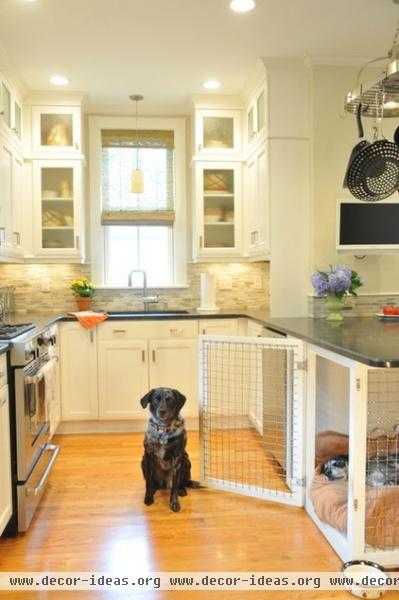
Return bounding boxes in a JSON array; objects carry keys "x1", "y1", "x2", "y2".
[{"x1": 311, "y1": 430, "x2": 399, "y2": 549}]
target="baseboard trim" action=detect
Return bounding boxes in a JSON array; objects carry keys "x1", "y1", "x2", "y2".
[{"x1": 56, "y1": 417, "x2": 199, "y2": 434}]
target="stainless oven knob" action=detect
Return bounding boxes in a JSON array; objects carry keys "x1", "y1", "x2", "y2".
[{"x1": 37, "y1": 336, "x2": 44, "y2": 346}]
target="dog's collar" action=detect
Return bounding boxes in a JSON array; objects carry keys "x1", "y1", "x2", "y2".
[
  {"x1": 149, "y1": 416, "x2": 184, "y2": 445},
  {"x1": 149, "y1": 416, "x2": 183, "y2": 431}
]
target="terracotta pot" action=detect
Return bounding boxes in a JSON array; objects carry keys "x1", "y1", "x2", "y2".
[{"x1": 75, "y1": 297, "x2": 92, "y2": 312}]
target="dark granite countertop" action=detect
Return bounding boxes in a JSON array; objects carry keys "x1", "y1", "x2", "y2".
[
  {"x1": 264, "y1": 317, "x2": 399, "y2": 368},
  {"x1": 0, "y1": 343, "x2": 10, "y2": 355},
  {"x1": 3, "y1": 310, "x2": 398, "y2": 367},
  {"x1": 4, "y1": 308, "x2": 269, "y2": 327}
]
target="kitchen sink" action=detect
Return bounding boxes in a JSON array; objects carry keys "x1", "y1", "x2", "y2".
[{"x1": 106, "y1": 310, "x2": 190, "y2": 317}]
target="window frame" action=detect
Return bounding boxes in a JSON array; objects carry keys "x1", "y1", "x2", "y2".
[{"x1": 89, "y1": 115, "x2": 187, "y2": 288}]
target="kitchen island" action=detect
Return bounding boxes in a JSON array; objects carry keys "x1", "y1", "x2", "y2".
[
  {"x1": 263, "y1": 316, "x2": 399, "y2": 367},
  {"x1": 259, "y1": 317, "x2": 399, "y2": 567}
]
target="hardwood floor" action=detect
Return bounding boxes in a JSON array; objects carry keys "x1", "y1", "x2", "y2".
[{"x1": 0, "y1": 432, "x2": 389, "y2": 599}]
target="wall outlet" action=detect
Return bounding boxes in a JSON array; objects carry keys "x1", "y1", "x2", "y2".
[
  {"x1": 218, "y1": 275, "x2": 233, "y2": 290},
  {"x1": 252, "y1": 276, "x2": 262, "y2": 290},
  {"x1": 41, "y1": 280, "x2": 51, "y2": 292}
]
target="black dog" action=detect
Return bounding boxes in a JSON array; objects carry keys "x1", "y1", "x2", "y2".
[{"x1": 140, "y1": 387, "x2": 200, "y2": 512}]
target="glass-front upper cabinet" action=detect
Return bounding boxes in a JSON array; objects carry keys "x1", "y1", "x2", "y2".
[
  {"x1": 194, "y1": 162, "x2": 242, "y2": 259},
  {"x1": 246, "y1": 82, "x2": 267, "y2": 150},
  {"x1": 31, "y1": 106, "x2": 82, "y2": 155},
  {"x1": 0, "y1": 78, "x2": 23, "y2": 146},
  {"x1": 1, "y1": 82, "x2": 11, "y2": 129},
  {"x1": 33, "y1": 160, "x2": 82, "y2": 259},
  {"x1": 194, "y1": 109, "x2": 241, "y2": 156}
]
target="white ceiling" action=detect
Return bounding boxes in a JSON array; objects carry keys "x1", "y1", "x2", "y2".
[{"x1": 0, "y1": 0, "x2": 398, "y2": 111}]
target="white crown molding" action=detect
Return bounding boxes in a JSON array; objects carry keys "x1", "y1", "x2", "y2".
[
  {"x1": 304, "y1": 55, "x2": 381, "y2": 68},
  {"x1": 0, "y1": 41, "x2": 27, "y2": 97}
]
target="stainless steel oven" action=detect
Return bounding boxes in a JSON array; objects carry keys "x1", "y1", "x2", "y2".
[{"x1": 11, "y1": 325, "x2": 60, "y2": 532}]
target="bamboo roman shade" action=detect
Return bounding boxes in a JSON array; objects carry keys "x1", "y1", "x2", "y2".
[{"x1": 101, "y1": 129, "x2": 175, "y2": 225}]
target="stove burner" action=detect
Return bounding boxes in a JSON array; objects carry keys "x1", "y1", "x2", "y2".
[{"x1": 0, "y1": 323, "x2": 35, "y2": 339}]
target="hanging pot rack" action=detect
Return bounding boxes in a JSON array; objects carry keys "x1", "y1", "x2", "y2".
[{"x1": 344, "y1": 14, "x2": 399, "y2": 118}]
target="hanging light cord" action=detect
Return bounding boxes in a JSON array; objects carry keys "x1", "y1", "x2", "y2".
[{"x1": 135, "y1": 98, "x2": 139, "y2": 171}]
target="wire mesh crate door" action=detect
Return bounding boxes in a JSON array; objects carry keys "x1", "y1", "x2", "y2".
[
  {"x1": 199, "y1": 336, "x2": 305, "y2": 507},
  {"x1": 364, "y1": 369, "x2": 399, "y2": 558}
]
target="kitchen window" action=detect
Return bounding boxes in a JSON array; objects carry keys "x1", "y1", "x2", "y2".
[{"x1": 89, "y1": 116, "x2": 187, "y2": 288}]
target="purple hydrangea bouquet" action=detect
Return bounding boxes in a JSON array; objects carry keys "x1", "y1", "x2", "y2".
[{"x1": 311, "y1": 265, "x2": 363, "y2": 321}]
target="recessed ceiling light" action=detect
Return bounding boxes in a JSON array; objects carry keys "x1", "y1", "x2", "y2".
[
  {"x1": 230, "y1": 0, "x2": 256, "y2": 13},
  {"x1": 203, "y1": 80, "x2": 221, "y2": 90},
  {"x1": 50, "y1": 75, "x2": 70, "y2": 86}
]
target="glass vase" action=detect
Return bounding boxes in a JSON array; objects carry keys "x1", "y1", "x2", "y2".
[{"x1": 325, "y1": 294, "x2": 345, "y2": 321}]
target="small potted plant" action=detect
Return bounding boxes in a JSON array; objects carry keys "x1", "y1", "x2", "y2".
[
  {"x1": 70, "y1": 278, "x2": 95, "y2": 311},
  {"x1": 311, "y1": 265, "x2": 363, "y2": 321}
]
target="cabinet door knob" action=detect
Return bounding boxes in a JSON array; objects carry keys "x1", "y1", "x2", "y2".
[
  {"x1": 142, "y1": 350, "x2": 145, "y2": 363},
  {"x1": 152, "y1": 350, "x2": 156, "y2": 362}
]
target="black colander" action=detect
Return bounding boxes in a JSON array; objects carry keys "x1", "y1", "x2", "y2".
[{"x1": 346, "y1": 138, "x2": 399, "y2": 201}]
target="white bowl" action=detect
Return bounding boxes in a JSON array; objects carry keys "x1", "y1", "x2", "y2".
[{"x1": 342, "y1": 561, "x2": 387, "y2": 598}]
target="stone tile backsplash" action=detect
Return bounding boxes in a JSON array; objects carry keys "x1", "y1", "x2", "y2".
[
  {"x1": 0, "y1": 262, "x2": 270, "y2": 314},
  {"x1": 310, "y1": 294, "x2": 397, "y2": 318}
]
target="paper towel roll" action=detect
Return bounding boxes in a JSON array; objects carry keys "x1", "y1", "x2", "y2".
[{"x1": 198, "y1": 273, "x2": 219, "y2": 312}]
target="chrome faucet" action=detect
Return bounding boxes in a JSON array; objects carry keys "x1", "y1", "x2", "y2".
[{"x1": 127, "y1": 269, "x2": 159, "y2": 310}]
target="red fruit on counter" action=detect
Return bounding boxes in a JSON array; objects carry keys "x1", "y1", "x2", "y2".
[{"x1": 383, "y1": 306, "x2": 396, "y2": 315}]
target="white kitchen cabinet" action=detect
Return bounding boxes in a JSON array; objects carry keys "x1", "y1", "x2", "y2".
[
  {"x1": 59, "y1": 324, "x2": 98, "y2": 420},
  {"x1": 245, "y1": 80, "x2": 267, "y2": 155},
  {"x1": 0, "y1": 136, "x2": 24, "y2": 262},
  {"x1": 245, "y1": 141, "x2": 270, "y2": 260},
  {"x1": 193, "y1": 161, "x2": 243, "y2": 261},
  {"x1": 0, "y1": 76, "x2": 23, "y2": 150},
  {"x1": 194, "y1": 109, "x2": 242, "y2": 158},
  {"x1": 60, "y1": 320, "x2": 200, "y2": 422},
  {"x1": 0, "y1": 356, "x2": 12, "y2": 537},
  {"x1": 246, "y1": 319, "x2": 264, "y2": 337},
  {"x1": 199, "y1": 319, "x2": 239, "y2": 336},
  {"x1": 97, "y1": 321, "x2": 199, "y2": 419},
  {"x1": 98, "y1": 340, "x2": 148, "y2": 419},
  {"x1": 31, "y1": 106, "x2": 82, "y2": 157},
  {"x1": 149, "y1": 339, "x2": 198, "y2": 417},
  {"x1": 32, "y1": 159, "x2": 84, "y2": 261}
]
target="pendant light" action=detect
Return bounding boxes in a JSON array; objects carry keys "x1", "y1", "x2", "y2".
[{"x1": 129, "y1": 94, "x2": 144, "y2": 194}]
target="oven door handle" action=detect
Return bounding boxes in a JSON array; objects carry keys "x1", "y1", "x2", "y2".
[
  {"x1": 25, "y1": 356, "x2": 58, "y2": 385},
  {"x1": 26, "y1": 444, "x2": 60, "y2": 497},
  {"x1": 25, "y1": 371, "x2": 45, "y2": 385}
]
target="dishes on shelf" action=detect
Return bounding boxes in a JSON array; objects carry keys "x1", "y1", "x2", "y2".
[
  {"x1": 42, "y1": 189, "x2": 58, "y2": 198},
  {"x1": 203, "y1": 172, "x2": 230, "y2": 192},
  {"x1": 42, "y1": 210, "x2": 72, "y2": 227},
  {"x1": 204, "y1": 207, "x2": 223, "y2": 223}
]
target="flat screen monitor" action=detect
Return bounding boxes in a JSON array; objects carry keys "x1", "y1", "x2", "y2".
[{"x1": 337, "y1": 200, "x2": 399, "y2": 253}]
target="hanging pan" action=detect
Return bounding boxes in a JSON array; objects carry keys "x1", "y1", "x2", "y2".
[
  {"x1": 343, "y1": 103, "x2": 370, "y2": 188},
  {"x1": 345, "y1": 99, "x2": 399, "y2": 201}
]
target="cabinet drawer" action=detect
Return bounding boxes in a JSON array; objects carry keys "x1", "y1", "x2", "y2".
[
  {"x1": 0, "y1": 354, "x2": 7, "y2": 387},
  {"x1": 199, "y1": 319, "x2": 238, "y2": 336},
  {"x1": 97, "y1": 319, "x2": 198, "y2": 340}
]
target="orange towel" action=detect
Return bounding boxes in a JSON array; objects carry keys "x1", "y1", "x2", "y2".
[{"x1": 67, "y1": 310, "x2": 108, "y2": 330}]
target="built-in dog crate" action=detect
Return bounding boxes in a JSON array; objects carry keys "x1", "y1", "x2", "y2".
[
  {"x1": 306, "y1": 345, "x2": 399, "y2": 567},
  {"x1": 200, "y1": 335, "x2": 399, "y2": 568},
  {"x1": 199, "y1": 336, "x2": 305, "y2": 506}
]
